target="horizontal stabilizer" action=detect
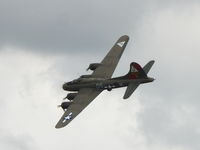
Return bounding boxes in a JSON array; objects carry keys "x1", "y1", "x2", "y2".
[
  {"x1": 123, "y1": 83, "x2": 139, "y2": 99},
  {"x1": 143, "y1": 60, "x2": 155, "y2": 74}
]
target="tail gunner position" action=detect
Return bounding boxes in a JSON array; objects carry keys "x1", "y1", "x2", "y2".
[{"x1": 56, "y1": 35, "x2": 155, "y2": 128}]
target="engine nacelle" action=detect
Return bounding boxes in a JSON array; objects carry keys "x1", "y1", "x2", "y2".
[
  {"x1": 61, "y1": 101, "x2": 73, "y2": 110},
  {"x1": 66, "y1": 93, "x2": 78, "y2": 100},
  {"x1": 87, "y1": 63, "x2": 101, "y2": 71}
]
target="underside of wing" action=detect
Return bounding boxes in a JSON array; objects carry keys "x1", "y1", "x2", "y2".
[
  {"x1": 55, "y1": 88, "x2": 103, "y2": 128},
  {"x1": 92, "y1": 35, "x2": 129, "y2": 79}
]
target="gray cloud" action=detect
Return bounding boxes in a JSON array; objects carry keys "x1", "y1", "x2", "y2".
[
  {"x1": 1, "y1": 0, "x2": 198, "y2": 54},
  {"x1": 133, "y1": 5, "x2": 200, "y2": 150},
  {"x1": 0, "y1": 129, "x2": 36, "y2": 150},
  {"x1": 0, "y1": 0, "x2": 145, "y2": 53},
  {"x1": 0, "y1": 1, "x2": 200, "y2": 150}
]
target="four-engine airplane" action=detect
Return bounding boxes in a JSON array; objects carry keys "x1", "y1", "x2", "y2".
[{"x1": 55, "y1": 35, "x2": 155, "y2": 128}]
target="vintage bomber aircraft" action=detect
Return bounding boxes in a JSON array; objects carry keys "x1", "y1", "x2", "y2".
[{"x1": 55, "y1": 35, "x2": 155, "y2": 128}]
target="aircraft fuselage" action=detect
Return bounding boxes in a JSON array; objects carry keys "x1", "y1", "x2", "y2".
[{"x1": 63, "y1": 76, "x2": 154, "y2": 91}]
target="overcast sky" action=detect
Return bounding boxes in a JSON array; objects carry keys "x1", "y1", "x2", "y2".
[{"x1": 0, "y1": 0, "x2": 200, "y2": 150}]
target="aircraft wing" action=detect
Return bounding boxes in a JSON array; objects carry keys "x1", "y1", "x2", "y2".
[
  {"x1": 92, "y1": 35, "x2": 129, "y2": 79},
  {"x1": 55, "y1": 88, "x2": 103, "y2": 128}
]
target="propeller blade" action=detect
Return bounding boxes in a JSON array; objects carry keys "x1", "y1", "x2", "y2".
[{"x1": 63, "y1": 96, "x2": 68, "y2": 100}]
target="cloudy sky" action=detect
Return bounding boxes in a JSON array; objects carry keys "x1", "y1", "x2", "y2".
[{"x1": 0, "y1": 0, "x2": 200, "y2": 150}]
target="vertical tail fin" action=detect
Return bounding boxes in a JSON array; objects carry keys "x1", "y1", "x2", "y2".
[{"x1": 126, "y1": 62, "x2": 147, "y2": 79}]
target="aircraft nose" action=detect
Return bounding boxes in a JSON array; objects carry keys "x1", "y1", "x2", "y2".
[{"x1": 62, "y1": 83, "x2": 68, "y2": 91}]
